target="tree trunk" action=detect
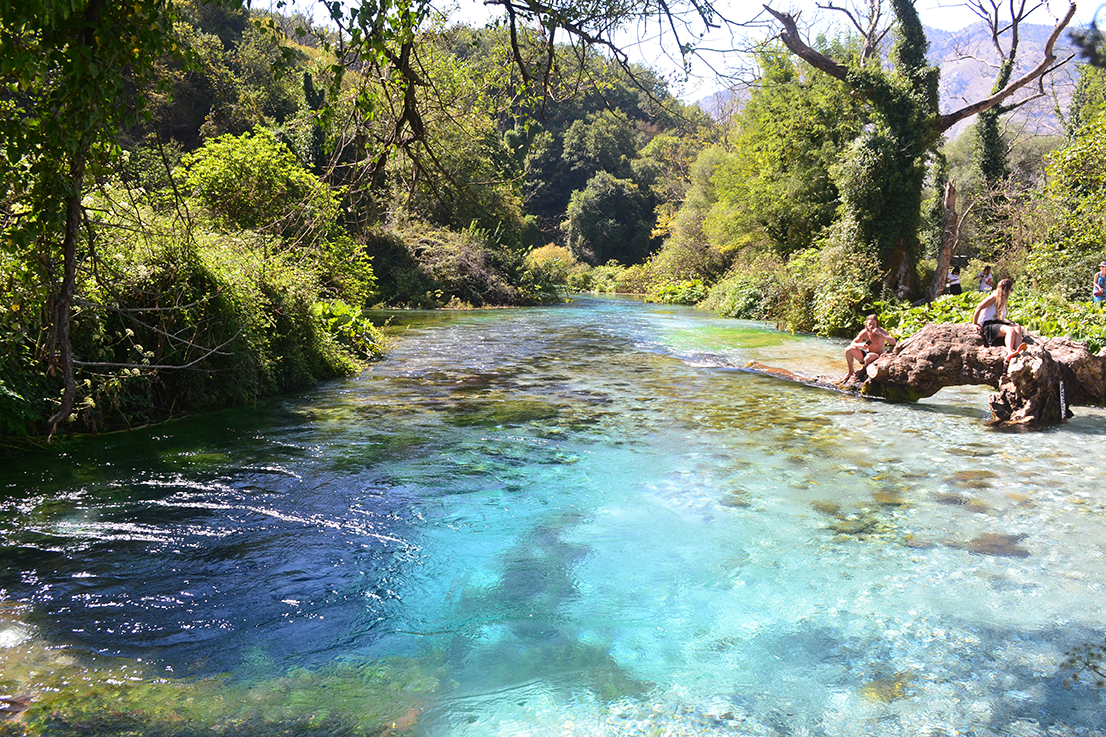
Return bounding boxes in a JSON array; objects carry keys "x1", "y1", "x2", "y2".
[
  {"x1": 927, "y1": 181, "x2": 958, "y2": 303},
  {"x1": 883, "y1": 235, "x2": 916, "y2": 300},
  {"x1": 46, "y1": 154, "x2": 86, "y2": 438}
]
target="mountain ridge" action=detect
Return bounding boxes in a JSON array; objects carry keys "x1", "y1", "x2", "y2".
[{"x1": 701, "y1": 21, "x2": 1080, "y2": 138}]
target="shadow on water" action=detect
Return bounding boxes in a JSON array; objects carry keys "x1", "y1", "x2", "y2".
[
  {"x1": 0, "y1": 398, "x2": 436, "y2": 680},
  {"x1": 426, "y1": 507, "x2": 653, "y2": 731}
]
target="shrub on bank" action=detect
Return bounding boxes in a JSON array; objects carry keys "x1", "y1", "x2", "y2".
[
  {"x1": 700, "y1": 257, "x2": 787, "y2": 323},
  {"x1": 701, "y1": 233, "x2": 878, "y2": 337},
  {"x1": 0, "y1": 198, "x2": 385, "y2": 437},
  {"x1": 649, "y1": 279, "x2": 709, "y2": 305},
  {"x1": 361, "y1": 222, "x2": 565, "y2": 308},
  {"x1": 180, "y1": 126, "x2": 339, "y2": 241},
  {"x1": 0, "y1": 250, "x2": 53, "y2": 437},
  {"x1": 523, "y1": 245, "x2": 576, "y2": 302},
  {"x1": 569, "y1": 262, "x2": 626, "y2": 293},
  {"x1": 67, "y1": 222, "x2": 373, "y2": 431}
]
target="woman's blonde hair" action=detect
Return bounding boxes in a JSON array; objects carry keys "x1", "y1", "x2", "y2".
[{"x1": 994, "y1": 278, "x2": 1014, "y2": 318}]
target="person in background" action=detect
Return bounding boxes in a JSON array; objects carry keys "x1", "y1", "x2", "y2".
[
  {"x1": 840, "y1": 314, "x2": 896, "y2": 383},
  {"x1": 1094, "y1": 262, "x2": 1106, "y2": 304},
  {"x1": 977, "y1": 265, "x2": 993, "y2": 293},
  {"x1": 946, "y1": 266, "x2": 962, "y2": 295},
  {"x1": 973, "y1": 278, "x2": 1026, "y2": 361}
]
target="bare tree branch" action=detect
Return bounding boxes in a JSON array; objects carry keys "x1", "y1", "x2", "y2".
[
  {"x1": 817, "y1": 0, "x2": 888, "y2": 63},
  {"x1": 762, "y1": 5, "x2": 850, "y2": 80},
  {"x1": 937, "y1": 2, "x2": 1076, "y2": 131}
]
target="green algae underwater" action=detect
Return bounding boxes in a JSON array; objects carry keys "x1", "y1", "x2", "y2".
[{"x1": 3, "y1": 295, "x2": 1106, "y2": 736}]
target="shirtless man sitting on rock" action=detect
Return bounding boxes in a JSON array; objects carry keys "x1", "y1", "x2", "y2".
[{"x1": 840, "y1": 314, "x2": 896, "y2": 384}]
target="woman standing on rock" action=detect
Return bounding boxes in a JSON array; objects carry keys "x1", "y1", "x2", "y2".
[{"x1": 973, "y1": 278, "x2": 1026, "y2": 361}]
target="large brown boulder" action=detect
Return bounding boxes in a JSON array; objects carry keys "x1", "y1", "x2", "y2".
[
  {"x1": 1041, "y1": 336, "x2": 1106, "y2": 406},
  {"x1": 829, "y1": 322, "x2": 1106, "y2": 427},
  {"x1": 987, "y1": 345, "x2": 1064, "y2": 425},
  {"x1": 863, "y1": 323, "x2": 1004, "y2": 399}
]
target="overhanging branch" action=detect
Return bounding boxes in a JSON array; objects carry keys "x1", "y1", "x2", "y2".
[
  {"x1": 936, "y1": 2, "x2": 1076, "y2": 132},
  {"x1": 762, "y1": 5, "x2": 850, "y2": 81}
]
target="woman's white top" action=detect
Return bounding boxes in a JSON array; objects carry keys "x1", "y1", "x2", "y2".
[{"x1": 979, "y1": 301, "x2": 999, "y2": 323}]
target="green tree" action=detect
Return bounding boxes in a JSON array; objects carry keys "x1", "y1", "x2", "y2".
[
  {"x1": 565, "y1": 172, "x2": 653, "y2": 264},
  {"x1": 705, "y1": 46, "x2": 867, "y2": 257},
  {"x1": 765, "y1": 0, "x2": 1076, "y2": 298},
  {"x1": 233, "y1": 20, "x2": 304, "y2": 125},
  {"x1": 562, "y1": 110, "x2": 639, "y2": 181},
  {"x1": 1026, "y1": 116, "x2": 1106, "y2": 299},
  {"x1": 0, "y1": 0, "x2": 216, "y2": 435},
  {"x1": 1067, "y1": 64, "x2": 1106, "y2": 136}
]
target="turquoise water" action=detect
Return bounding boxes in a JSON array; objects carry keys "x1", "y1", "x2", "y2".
[{"x1": 2, "y1": 295, "x2": 1106, "y2": 735}]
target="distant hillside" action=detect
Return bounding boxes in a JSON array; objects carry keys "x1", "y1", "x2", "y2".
[
  {"x1": 701, "y1": 22, "x2": 1081, "y2": 139},
  {"x1": 930, "y1": 21, "x2": 1078, "y2": 138}
]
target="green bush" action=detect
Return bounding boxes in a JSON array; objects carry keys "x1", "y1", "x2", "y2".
[
  {"x1": 1011, "y1": 293, "x2": 1106, "y2": 352},
  {"x1": 314, "y1": 234, "x2": 378, "y2": 307},
  {"x1": 703, "y1": 232, "x2": 878, "y2": 337},
  {"x1": 0, "y1": 249, "x2": 58, "y2": 437},
  {"x1": 181, "y1": 126, "x2": 338, "y2": 241},
  {"x1": 34, "y1": 196, "x2": 366, "y2": 434},
  {"x1": 1026, "y1": 238, "x2": 1106, "y2": 302},
  {"x1": 613, "y1": 263, "x2": 651, "y2": 294},
  {"x1": 582, "y1": 262, "x2": 629, "y2": 293},
  {"x1": 701, "y1": 258, "x2": 787, "y2": 322},
  {"x1": 0, "y1": 313, "x2": 50, "y2": 438},
  {"x1": 362, "y1": 222, "x2": 560, "y2": 308},
  {"x1": 1025, "y1": 116, "x2": 1106, "y2": 300},
  {"x1": 648, "y1": 278, "x2": 709, "y2": 305},
  {"x1": 121, "y1": 140, "x2": 185, "y2": 208},
  {"x1": 801, "y1": 227, "x2": 881, "y2": 337},
  {"x1": 522, "y1": 245, "x2": 575, "y2": 301},
  {"x1": 313, "y1": 300, "x2": 387, "y2": 360},
  {"x1": 875, "y1": 291, "x2": 980, "y2": 335}
]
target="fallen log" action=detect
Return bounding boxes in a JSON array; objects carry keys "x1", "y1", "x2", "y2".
[{"x1": 748, "y1": 322, "x2": 1106, "y2": 428}]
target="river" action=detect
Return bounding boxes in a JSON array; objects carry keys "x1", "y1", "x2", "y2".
[{"x1": 2, "y1": 295, "x2": 1106, "y2": 735}]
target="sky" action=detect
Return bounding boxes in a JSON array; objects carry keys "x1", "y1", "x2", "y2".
[
  {"x1": 445, "y1": 0, "x2": 994, "y2": 32},
  {"x1": 440, "y1": 0, "x2": 1091, "y2": 99},
  {"x1": 290, "y1": 0, "x2": 1093, "y2": 101}
]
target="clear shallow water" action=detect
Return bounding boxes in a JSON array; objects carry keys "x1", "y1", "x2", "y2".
[{"x1": 3, "y1": 295, "x2": 1106, "y2": 735}]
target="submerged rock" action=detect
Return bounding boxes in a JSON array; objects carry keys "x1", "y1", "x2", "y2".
[
  {"x1": 860, "y1": 671, "x2": 914, "y2": 703},
  {"x1": 948, "y1": 469, "x2": 998, "y2": 485},
  {"x1": 826, "y1": 509, "x2": 895, "y2": 539},
  {"x1": 0, "y1": 694, "x2": 31, "y2": 720},
  {"x1": 719, "y1": 490, "x2": 751, "y2": 508},
  {"x1": 947, "y1": 533, "x2": 1030, "y2": 558},
  {"x1": 445, "y1": 397, "x2": 560, "y2": 426},
  {"x1": 872, "y1": 488, "x2": 908, "y2": 507},
  {"x1": 811, "y1": 500, "x2": 842, "y2": 517},
  {"x1": 934, "y1": 493, "x2": 989, "y2": 513}
]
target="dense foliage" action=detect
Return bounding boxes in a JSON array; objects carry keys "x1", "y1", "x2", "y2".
[
  {"x1": 0, "y1": 0, "x2": 708, "y2": 439},
  {"x1": 1, "y1": 0, "x2": 1101, "y2": 440}
]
